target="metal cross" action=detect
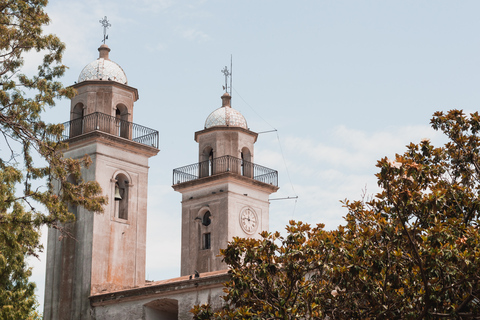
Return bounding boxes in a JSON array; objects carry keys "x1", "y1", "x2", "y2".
[
  {"x1": 99, "y1": 16, "x2": 111, "y2": 44},
  {"x1": 221, "y1": 66, "x2": 231, "y2": 93}
]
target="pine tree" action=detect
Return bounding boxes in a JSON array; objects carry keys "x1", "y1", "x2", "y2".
[{"x1": 0, "y1": 1, "x2": 106, "y2": 317}]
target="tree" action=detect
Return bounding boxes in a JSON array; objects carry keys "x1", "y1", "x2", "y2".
[
  {"x1": 193, "y1": 222, "x2": 339, "y2": 320},
  {"x1": 0, "y1": 0, "x2": 106, "y2": 317},
  {"x1": 193, "y1": 110, "x2": 480, "y2": 320}
]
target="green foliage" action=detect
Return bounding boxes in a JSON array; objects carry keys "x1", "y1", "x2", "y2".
[
  {"x1": 193, "y1": 110, "x2": 480, "y2": 320},
  {"x1": 0, "y1": 0, "x2": 107, "y2": 317},
  {"x1": 192, "y1": 222, "x2": 344, "y2": 320},
  {"x1": 0, "y1": 205, "x2": 39, "y2": 319}
]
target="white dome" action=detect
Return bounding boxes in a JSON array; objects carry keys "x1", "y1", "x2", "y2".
[
  {"x1": 205, "y1": 106, "x2": 247, "y2": 129},
  {"x1": 78, "y1": 58, "x2": 127, "y2": 84}
]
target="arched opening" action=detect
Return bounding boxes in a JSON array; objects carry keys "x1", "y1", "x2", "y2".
[
  {"x1": 196, "y1": 209, "x2": 212, "y2": 251},
  {"x1": 202, "y1": 211, "x2": 211, "y2": 226},
  {"x1": 241, "y1": 147, "x2": 252, "y2": 178},
  {"x1": 70, "y1": 103, "x2": 84, "y2": 137},
  {"x1": 115, "y1": 104, "x2": 129, "y2": 139},
  {"x1": 144, "y1": 298, "x2": 178, "y2": 320},
  {"x1": 200, "y1": 146, "x2": 214, "y2": 178},
  {"x1": 114, "y1": 173, "x2": 129, "y2": 220},
  {"x1": 209, "y1": 149, "x2": 214, "y2": 175}
]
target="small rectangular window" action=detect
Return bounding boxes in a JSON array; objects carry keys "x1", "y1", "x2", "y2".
[{"x1": 203, "y1": 233, "x2": 211, "y2": 250}]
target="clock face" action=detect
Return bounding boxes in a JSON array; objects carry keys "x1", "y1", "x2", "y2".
[{"x1": 240, "y1": 207, "x2": 258, "y2": 234}]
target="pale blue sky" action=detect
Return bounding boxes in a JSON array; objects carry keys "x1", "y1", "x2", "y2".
[{"x1": 27, "y1": 0, "x2": 480, "y2": 311}]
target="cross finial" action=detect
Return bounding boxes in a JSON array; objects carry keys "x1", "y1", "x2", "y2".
[
  {"x1": 99, "y1": 16, "x2": 111, "y2": 44},
  {"x1": 221, "y1": 66, "x2": 231, "y2": 93}
]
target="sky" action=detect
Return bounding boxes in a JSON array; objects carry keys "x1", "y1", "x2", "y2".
[{"x1": 24, "y1": 0, "x2": 480, "y2": 312}]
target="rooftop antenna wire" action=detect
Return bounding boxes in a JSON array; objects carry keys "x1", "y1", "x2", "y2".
[
  {"x1": 274, "y1": 129, "x2": 298, "y2": 217},
  {"x1": 233, "y1": 88, "x2": 275, "y2": 129},
  {"x1": 233, "y1": 87, "x2": 298, "y2": 216}
]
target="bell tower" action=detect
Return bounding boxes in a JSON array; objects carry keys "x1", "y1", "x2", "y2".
[
  {"x1": 173, "y1": 93, "x2": 278, "y2": 276},
  {"x1": 43, "y1": 45, "x2": 159, "y2": 319}
]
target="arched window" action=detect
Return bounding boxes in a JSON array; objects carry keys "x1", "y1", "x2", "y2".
[
  {"x1": 115, "y1": 104, "x2": 129, "y2": 139},
  {"x1": 202, "y1": 211, "x2": 211, "y2": 226},
  {"x1": 198, "y1": 209, "x2": 212, "y2": 250},
  {"x1": 241, "y1": 147, "x2": 252, "y2": 178},
  {"x1": 71, "y1": 103, "x2": 84, "y2": 137},
  {"x1": 114, "y1": 173, "x2": 129, "y2": 220}
]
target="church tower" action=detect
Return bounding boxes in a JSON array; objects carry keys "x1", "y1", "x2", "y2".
[
  {"x1": 43, "y1": 45, "x2": 159, "y2": 319},
  {"x1": 173, "y1": 92, "x2": 278, "y2": 276}
]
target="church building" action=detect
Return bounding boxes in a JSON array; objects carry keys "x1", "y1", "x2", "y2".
[{"x1": 43, "y1": 44, "x2": 278, "y2": 319}]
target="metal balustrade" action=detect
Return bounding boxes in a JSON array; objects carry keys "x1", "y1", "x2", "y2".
[
  {"x1": 59, "y1": 112, "x2": 159, "y2": 148},
  {"x1": 173, "y1": 155, "x2": 278, "y2": 186}
]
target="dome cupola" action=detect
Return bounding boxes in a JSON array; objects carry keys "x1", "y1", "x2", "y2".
[
  {"x1": 204, "y1": 93, "x2": 247, "y2": 129},
  {"x1": 78, "y1": 44, "x2": 127, "y2": 84}
]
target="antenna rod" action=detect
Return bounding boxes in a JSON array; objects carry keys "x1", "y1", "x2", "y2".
[
  {"x1": 269, "y1": 196, "x2": 299, "y2": 201},
  {"x1": 257, "y1": 129, "x2": 278, "y2": 134},
  {"x1": 230, "y1": 54, "x2": 233, "y2": 96}
]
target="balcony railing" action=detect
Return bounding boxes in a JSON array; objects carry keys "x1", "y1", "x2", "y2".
[
  {"x1": 59, "y1": 112, "x2": 159, "y2": 148},
  {"x1": 173, "y1": 155, "x2": 278, "y2": 186}
]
